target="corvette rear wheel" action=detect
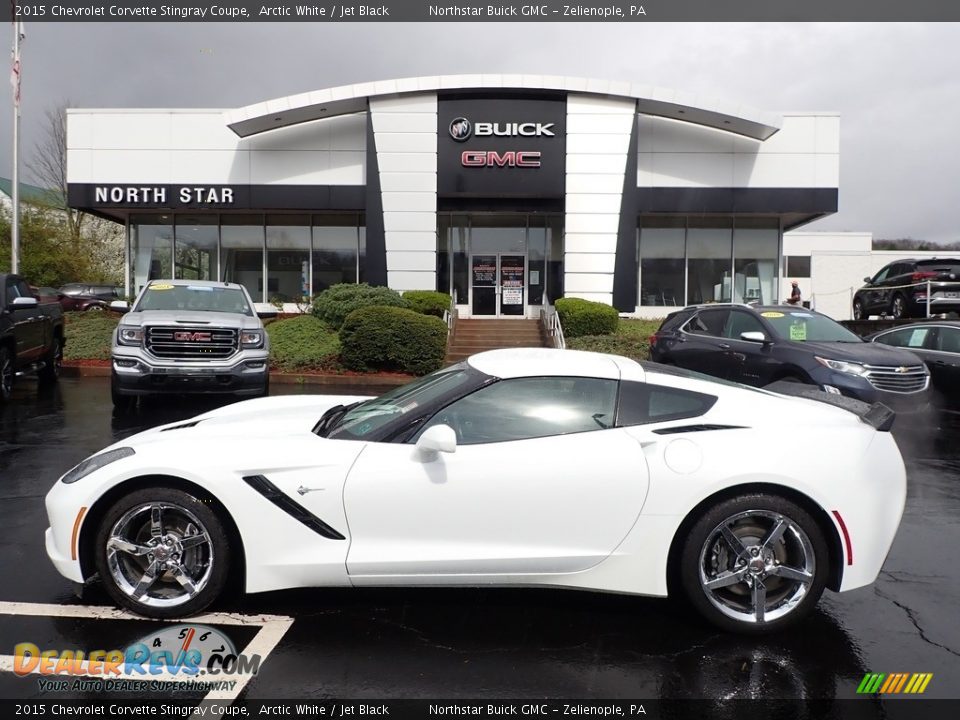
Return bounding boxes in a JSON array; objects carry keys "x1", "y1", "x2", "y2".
[
  {"x1": 94, "y1": 487, "x2": 230, "y2": 618},
  {"x1": 680, "y1": 494, "x2": 828, "y2": 634}
]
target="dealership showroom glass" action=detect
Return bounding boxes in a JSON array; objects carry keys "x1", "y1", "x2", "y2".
[{"x1": 66, "y1": 75, "x2": 838, "y2": 315}]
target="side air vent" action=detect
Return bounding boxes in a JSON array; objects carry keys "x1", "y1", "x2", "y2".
[
  {"x1": 653, "y1": 424, "x2": 746, "y2": 435},
  {"x1": 242, "y1": 474, "x2": 346, "y2": 540}
]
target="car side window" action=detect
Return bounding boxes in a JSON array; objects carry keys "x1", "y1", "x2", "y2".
[
  {"x1": 684, "y1": 309, "x2": 729, "y2": 337},
  {"x1": 16, "y1": 280, "x2": 33, "y2": 299},
  {"x1": 416, "y1": 376, "x2": 618, "y2": 445},
  {"x1": 617, "y1": 381, "x2": 718, "y2": 426},
  {"x1": 876, "y1": 327, "x2": 931, "y2": 349},
  {"x1": 723, "y1": 311, "x2": 766, "y2": 340},
  {"x1": 5, "y1": 280, "x2": 19, "y2": 305},
  {"x1": 935, "y1": 327, "x2": 960, "y2": 353},
  {"x1": 871, "y1": 267, "x2": 890, "y2": 284}
]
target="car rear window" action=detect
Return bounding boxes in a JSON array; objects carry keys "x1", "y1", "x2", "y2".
[
  {"x1": 617, "y1": 380, "x2": 717, "y2": 426},
  {"x1": 916, "y1": 259, "x2": 960, "y2": 276}
]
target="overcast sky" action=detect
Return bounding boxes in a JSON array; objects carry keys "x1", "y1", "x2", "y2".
[{"x1": 3, "y1": 22, "x2": 958, "y2": 242}]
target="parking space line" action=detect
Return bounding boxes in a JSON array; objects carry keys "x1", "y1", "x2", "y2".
[{"x1": 0, "y1": 600, "x2": 294, "y2": 713}]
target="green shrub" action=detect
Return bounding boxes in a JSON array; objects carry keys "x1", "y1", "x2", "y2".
[
  {"x1": 266, "y1": 315, "x2": 341, "y2": 372},
  {"x1": 555, "y1": 297, "x2": 619, "y2": 338},
  {"x1": 311, "y1": 283, "x2": 407, "y2": 329},
  {"x1": 339, "y1": 305, "x2": 447, "y2": 375},
  {"x1": 402, "y1": 290, "x2": 451, "y2": 318},
  {"x1": 63, "y1": 311, "x2": 119, "y2": 360},
  {"x1": 566, "y1": 335, "x2": 650, "y2": 362}
]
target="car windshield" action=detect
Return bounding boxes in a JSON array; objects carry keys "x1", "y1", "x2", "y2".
[
  {"x1": 134, "y1": 284, "x2": 252, "y2": 316},
  {"x1": 325, "y1": 364, "x2": 480, "y2": 440},
  {"x1": 761, "y1": 310, "x2": 861, "y2": 342}
]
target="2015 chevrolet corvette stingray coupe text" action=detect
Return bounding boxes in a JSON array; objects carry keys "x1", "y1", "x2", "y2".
[{"x1": 45, "y1": 349, "x2": 906, "y2": 633}]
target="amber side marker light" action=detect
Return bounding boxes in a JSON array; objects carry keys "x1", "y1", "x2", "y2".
[{"x1": 70, "y1": 507, "x2": 88, "y2": 561}]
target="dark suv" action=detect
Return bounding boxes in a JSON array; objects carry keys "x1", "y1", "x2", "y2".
[
  {"x1": 650, "y1": 304, "x2": 931, "y2": 414},
  {"x1": 853, "y1": 258, "x2": 960, "y2": 319}
]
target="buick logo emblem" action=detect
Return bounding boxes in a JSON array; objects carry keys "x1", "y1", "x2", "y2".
[{"x1": 449, "y1": 117, "x2": 472, "y2": 142}]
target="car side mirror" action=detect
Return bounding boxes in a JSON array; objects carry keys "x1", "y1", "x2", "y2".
[
  {"x1": 741, "y1": 331, "x2": 769, "y2": 344},
  {"x1": 11, "y1": 296, "x2": 38, "y2": 308},
  {"x1": 109, "y1": 300, "x2": 130, "y2": 313},
  {"x1": 416, "y1": 424, "x2": 457, "y2": 456},
  {"x1": 863, "y1": 277, "x2": 872, "y2": 283}
]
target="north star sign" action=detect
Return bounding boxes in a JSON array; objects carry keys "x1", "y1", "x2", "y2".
[{"x1": 93, "y1": 186, "x2": 236, "y2": 204}]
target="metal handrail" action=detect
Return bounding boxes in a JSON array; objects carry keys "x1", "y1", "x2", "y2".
[
  {"x1": 540, "y1": 306, "x2": 566, "y2": 350},
  {"x1": 442, "y1": 296, "x2": 456, "y2": 337}
]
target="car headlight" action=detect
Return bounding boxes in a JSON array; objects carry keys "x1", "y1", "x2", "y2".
[
  {"x1": 814, "y1": 356, "x2": 869, "y2": 377},
  {"x1": 117, "y1": 327, "x2": 143, "y2": 345},
  {"x1": 61, "y1": 447, "x2": 135, "y2": 485},
  {"x1": 241, "y1": 330, "x2": 263, "y2": 347}
]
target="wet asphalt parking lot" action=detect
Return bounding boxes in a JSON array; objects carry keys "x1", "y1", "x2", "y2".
[{"x1": 0, "y1": 376, "x2": 958, "y2": 704}]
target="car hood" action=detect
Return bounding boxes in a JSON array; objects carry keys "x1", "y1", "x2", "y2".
[
  {"x1": 120, "y1": 310, "x2": 262, "y2": 329},
  {"x1": 120, "y1": 394, "x2": 375, "y2": 448},
  {"x1": 798, "y1": 340, "x2": 925, "y2": 366}
]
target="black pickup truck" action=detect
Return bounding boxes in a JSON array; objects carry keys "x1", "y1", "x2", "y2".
[{"x1": 1, "y1": 273, "x2": 65, "y2": 402}]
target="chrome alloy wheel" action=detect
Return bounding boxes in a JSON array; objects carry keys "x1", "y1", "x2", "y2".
[
  {"x1": 698, "y1": 510, "x2": 815, "y2": 624},
  {"x1": 105, "y1": 502, "x2": 213, "y2": 609}
]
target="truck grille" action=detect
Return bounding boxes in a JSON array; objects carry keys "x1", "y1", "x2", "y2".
[
  {"x1": 146, "y1": 326, "x2": 238, "y2": 360},
  {"x1": 864, "y1": 364, "x2": 928, "y2": 393}
]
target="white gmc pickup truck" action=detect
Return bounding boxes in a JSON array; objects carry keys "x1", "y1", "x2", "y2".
[{"x1": 110, "y1": 279, "x2": 270, "y2": 411}]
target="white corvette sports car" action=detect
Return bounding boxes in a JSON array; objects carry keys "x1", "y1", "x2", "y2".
[{"x1": 45, "y1": 348, "x2": 906, "y2": 633}]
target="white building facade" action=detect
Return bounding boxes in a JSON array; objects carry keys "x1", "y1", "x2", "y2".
[{"x1": 66, "y1": 76, "x2": 840, "y2": 317}]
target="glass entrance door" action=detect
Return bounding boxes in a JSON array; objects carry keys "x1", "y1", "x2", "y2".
[{"x1": 470, "y1": 254, "x2": 526, "y2": 317}]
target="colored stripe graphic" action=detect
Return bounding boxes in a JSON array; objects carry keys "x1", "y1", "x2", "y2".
[{"x1": 857, "y1": 672, "x2": 932, "y2": 694}]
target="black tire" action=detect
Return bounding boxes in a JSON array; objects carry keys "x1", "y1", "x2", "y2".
[
  {"x1": 257, "y1": 374, "x2": 270, "y2": 398},
  {"x1": 94, "y1": 486, "x2": 231, "y2": 618},
  {"x1": 890, "y1": 293, "x2": 908, "y2": 319},
  {"x1": 0, "y1": 345, "x2": 14, "y2": 402},
  {"x1": 679, "y1": 493, "x2": 829, "y2": 634},
  {"x1": 111, "y1": 373, "x2": 138, "y2": 413},
  {"x1": 38, "y1": 335, "x2": 63, "y2": 384},
  {"x1": 852, "y1": 299, "x2": 864, "y2": 320}
]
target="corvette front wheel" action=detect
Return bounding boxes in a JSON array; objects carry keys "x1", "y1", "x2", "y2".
[
  {"x1": 680, "y1": 494, "x2": 828, "y2": 634},
  {"x1": 94, "y1": 487, "x2": 230, "y2": 618}
]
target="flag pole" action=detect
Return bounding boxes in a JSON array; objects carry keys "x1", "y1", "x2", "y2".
[{"x1": 11, "y1": 19, "x2": 23, "y2": 274}]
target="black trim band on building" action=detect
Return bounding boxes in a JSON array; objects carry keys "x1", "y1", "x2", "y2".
[
  {"x1": 364, "y1": 113, "x2": 388, "y2": 287},
  {"x1": 612, "y1": 114, "x2": 640, "y2": 313},
  {"x1": 636, "y1": 187, "x2": 838, "y2": 215},
  {"x1": 67, "y1": 184, "x2": 366, "y2": 213}
]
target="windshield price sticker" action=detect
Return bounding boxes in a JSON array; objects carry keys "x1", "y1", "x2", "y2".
[
  {"x1": 761, "y1": 311, "x2": 784, "y2": 318},
  {"x1": 789, "y1": 324, "x2": 807, "y2": 341},
  {"x1": 148, "y1": 284, "x2": 174, "y2": 290}
]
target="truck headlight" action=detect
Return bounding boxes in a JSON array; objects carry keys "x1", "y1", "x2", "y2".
[
  {"x1": 241, "y1": 330, "x2": 263, "y2": 347},
  {"x1": 61, "y1": 447, "x2": 135, "y2": 484},
  {"x1": 814, "y1": 356, "x2": 869, "y2": 377},
  {"x1": 118, "y1": 327, "x2": 143, "y2": 345}
]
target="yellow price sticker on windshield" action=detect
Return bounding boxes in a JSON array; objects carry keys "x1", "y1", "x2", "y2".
[
  {"x1": 789, "y1": 324, "x2": 807, "y2": 341},
  {"x1": 149, "y1": 284, "x2": 174, "y2": 290},
  {"x1": 761, "y1": 311, "x2": 784, "y2": 318}
]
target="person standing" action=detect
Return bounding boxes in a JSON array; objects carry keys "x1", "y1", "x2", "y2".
[{"x1": 787, "y1": 281, "x2": 802, "y2": 305}]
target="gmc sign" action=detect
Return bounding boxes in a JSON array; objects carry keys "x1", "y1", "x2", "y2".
[
  {"x1": 174, "y1": 331, "x2": 212, "y2": 342},
  {"x1": 461, "y1": 150, "x2": 542, "y2": 168}
]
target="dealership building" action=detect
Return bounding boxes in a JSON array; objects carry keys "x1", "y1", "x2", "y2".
[{"x1": 66, "y1": 75, "x2": 840, "y2": 318}]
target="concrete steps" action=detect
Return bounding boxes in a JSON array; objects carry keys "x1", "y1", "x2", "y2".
[{"x1": 445, "y1": 319, "x2": 548, "y2": 364}]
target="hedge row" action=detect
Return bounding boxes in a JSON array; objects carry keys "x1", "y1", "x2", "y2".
[
  {"x1": 555, "y1": 297, "x2": 619, "y2": 338},
  {"x1": 339, "y1": 305, "x2": 447, "y2": 376},
  {"x1": 311, "y1": 284, "x2": 451, "y2": 329}
]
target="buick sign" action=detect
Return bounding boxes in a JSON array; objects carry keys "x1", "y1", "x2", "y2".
[{"x1": 449, "y1": 117, "x2": 472, "y2": 141}]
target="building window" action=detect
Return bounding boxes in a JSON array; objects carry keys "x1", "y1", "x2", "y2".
[
  {"x1": 221, "y1": 215, "x2": 265, "y2": 303},
  {"x1": 785, "y1": 256, "x2": 811, "y2": 278},
  {"x1": 733, "y1": 218, "x2": 779, "y2": 304},
  {"x1": 267, "y1": 215, "x2": 311, "y2": 303},
  {"x1": 174, "y1": 215, "x2": 217, "y2": 281},
  {"x1": 528, "y1": 216, "x2": 547, "y2": 306},
  {"x1": 312, "y1": 213, "x2": 362, "y2": 295},
  {"x1": 639, "y1": 217, "x2": 685, "y2": 306},
  {"x1": 130, "y1": 214, "x2": 173, "y2": 294},
  {"x1": 686, "y1": 218, "x2": 733, "y2": 305}
]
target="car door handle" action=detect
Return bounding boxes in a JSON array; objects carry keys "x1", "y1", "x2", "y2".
[
  {"x1": 934, "y1": 360, "x2": 947, "y2": 365},
  {"x1": 718, "y1": 343, "x2": 731, "y2": 350}
]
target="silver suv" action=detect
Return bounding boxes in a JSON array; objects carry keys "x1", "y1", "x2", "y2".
[{"x1": 110, "y1": 280, "x2": 269, "y2": 411}]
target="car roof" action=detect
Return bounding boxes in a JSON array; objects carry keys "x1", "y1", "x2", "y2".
[
  {"x1": 466, "y1": 348, "x2": 642, "y2": 381},
  {"x1": 146, "y1": 279, "x2": 243, "y2": 290}
]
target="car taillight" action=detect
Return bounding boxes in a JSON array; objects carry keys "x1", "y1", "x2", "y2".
[
  {"x1": 649, "y1": 334, "x2": 658, "y2": 347},
  {"x1": 912, "y1": 271, "x2": 938, "y2": 281}
]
